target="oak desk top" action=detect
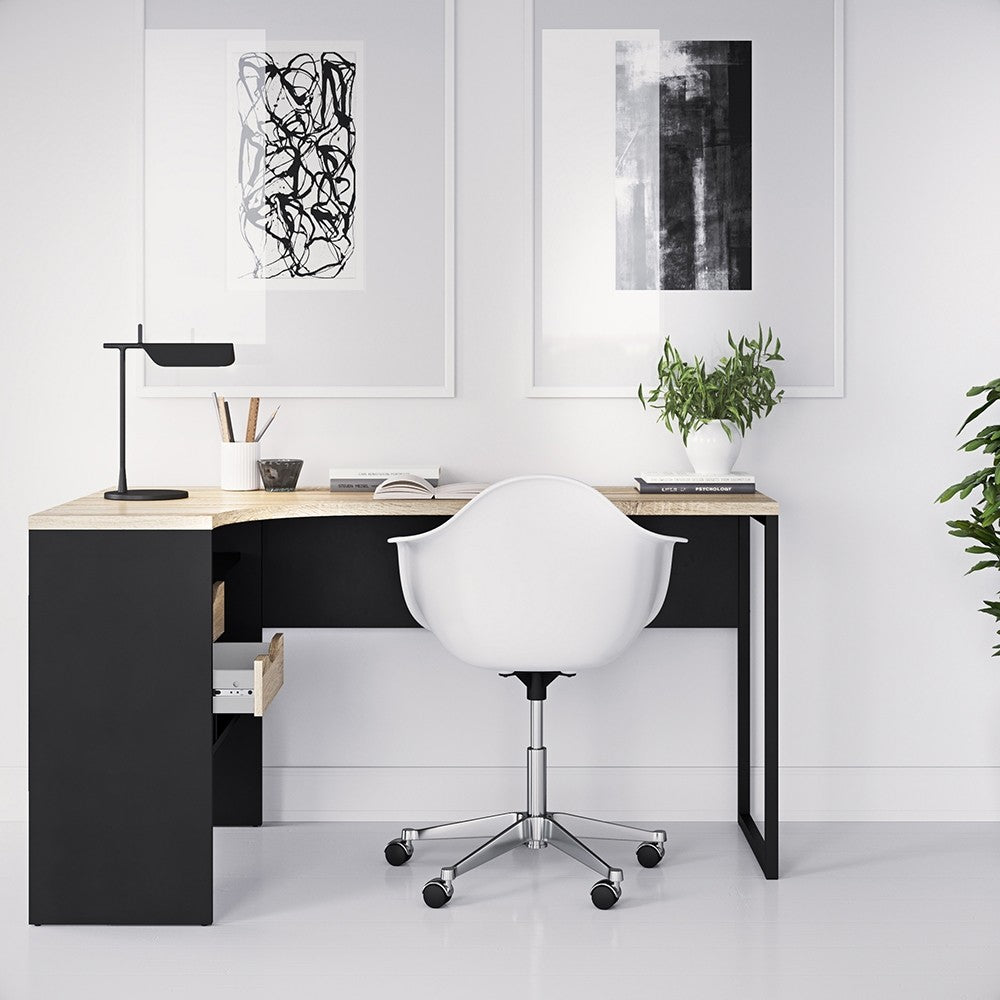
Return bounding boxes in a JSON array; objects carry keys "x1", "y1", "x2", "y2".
[{"x1": 29, "y1": 487, "x2": 779, "y2": 531}]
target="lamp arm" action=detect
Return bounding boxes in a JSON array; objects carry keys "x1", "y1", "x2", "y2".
[
  {"x1": 115, "y1": 345, "x2": 128, "y2": 495},
  {"x1": 104, "y1": 327, "x2": 143, "y2": 495}
]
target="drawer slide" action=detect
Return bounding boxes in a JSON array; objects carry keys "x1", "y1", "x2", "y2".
[{"x1": 212, "y1": 633, "x2": 284, "y2": 717}]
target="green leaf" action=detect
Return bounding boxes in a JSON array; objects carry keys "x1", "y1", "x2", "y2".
[
  {"x1": 938, "y1": 467, "x2": 995, "y2": 503},
  {"x1": 966, "y1": 560, "x2": 1000, "y2": 574},
  {"x1": 967, "y1": 378, "x2": 1000, "y2": 397},
  {"x1": 958, "y1": 393, "x2": 1000, "y2": 433}
]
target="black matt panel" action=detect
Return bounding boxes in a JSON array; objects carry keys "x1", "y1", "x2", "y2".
[
  {"x1": 213, "y1": 715, "x2": 262, "y2": 827},
  {"x1": 213, "y1": 522, "x2": 262, "y2": 641},
  {"x1": 29, "y1": 530, "x2": 213, "y2": 925},
  {"x1": 262, "y1": 514, "x2": 737, "y2": 629},
  {"x1": 262, "y1": 516, "x2": 448, "y2": 627},
  {"x1": 633, "y1": 516, "x2": 740, "y2": 628}
]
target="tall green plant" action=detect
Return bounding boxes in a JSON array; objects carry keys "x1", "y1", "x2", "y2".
[
  {"x1": 937, "y1": 378, "x2": 1000, "y2": 655},
  {"x1": 638, "y1": 325, "x2": 784, "y2": 444}
]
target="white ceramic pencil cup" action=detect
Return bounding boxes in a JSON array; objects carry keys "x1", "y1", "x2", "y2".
[{"x1": 221, "y1": 442, "x2": 261, "y2": 491}]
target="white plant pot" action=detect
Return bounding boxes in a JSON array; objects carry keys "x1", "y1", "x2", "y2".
[{"x1": 685, "y1": 421, "x2": 743, "y2": 475}]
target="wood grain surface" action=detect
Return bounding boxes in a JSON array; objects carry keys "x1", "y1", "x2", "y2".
[
  {"x1": 211, "y1": 581, "x2": 225, "y2": 642},
  {"x1": 29, "y1": 487, "x2": 779, "y2": 530},
  {"x1": 253, "y1": 633, "x2": 284, "y2": 717}
]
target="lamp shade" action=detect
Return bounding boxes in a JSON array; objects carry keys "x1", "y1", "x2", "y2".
[{"x1": 143, "y1": 343, "x2": 236, "y2": 368}]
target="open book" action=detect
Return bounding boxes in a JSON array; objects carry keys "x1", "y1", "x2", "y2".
[{"x1": 373, "y1": 475, "x2": 488, "y2": 500}]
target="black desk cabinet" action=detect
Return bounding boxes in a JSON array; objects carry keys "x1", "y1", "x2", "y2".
[{"x1": 27, "y1": 490, "x2": 778, "y2": 924}]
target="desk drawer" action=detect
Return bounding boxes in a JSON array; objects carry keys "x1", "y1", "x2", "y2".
[{"x1": 212, "y1": 633, "x2": 284, "y2": 716}]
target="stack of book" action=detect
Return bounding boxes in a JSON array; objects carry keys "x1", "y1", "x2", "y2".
[
  {"x1": 634, "y1": 472, "x2": 755, "y2": 495},
  {"x1": 330, "y1": 466, "x2": 440, "y2": 491}
]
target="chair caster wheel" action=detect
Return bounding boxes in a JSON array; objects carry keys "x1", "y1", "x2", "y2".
[
  {"x1": 422, "y1": 878, "x2": 454, "y2": 908},
  {"x1": 384, "y1": 838, "x2": 413, "y2": 866},
  {"x1": 590, "y1": 879, "x2": 622, "y2": 909},
  {"x1": 636, "y1": 841, "x2": 665, "y2": 868}
]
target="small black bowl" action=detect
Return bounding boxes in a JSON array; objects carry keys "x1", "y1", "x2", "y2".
[{"x1": 257, "y1": 459, "x2": 303, "y2": 492}]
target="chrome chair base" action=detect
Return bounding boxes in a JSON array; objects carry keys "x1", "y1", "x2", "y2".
[
  {"x1": 389, "y1": 811, "x2": 666, "y2": 909},
  {"x1": 384, "y1": 690, "x2": 667, "y2": 908}
]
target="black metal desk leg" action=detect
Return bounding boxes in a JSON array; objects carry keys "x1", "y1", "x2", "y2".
[
  {"x1": 737, "y1": 514, "x2": 779, "y2": 879},
  {"x1": 737, "y1": 518, "x2": 751, "y2": 818}
]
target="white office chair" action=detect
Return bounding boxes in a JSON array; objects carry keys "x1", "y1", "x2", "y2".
[{"x1": 383, "y1": 476, "x2": 686, "y2": 909}]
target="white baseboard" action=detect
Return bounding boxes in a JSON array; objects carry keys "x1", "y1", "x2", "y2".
[
  {"x1": 4, "y1": 764, "x2": 998, "y2": 822},
  {"x1": 262, "y1": 764, "x2": 1000, "y2": 823},
  {"x1": 775, "y1": 765, "x2": 1000, "y2": 821}
]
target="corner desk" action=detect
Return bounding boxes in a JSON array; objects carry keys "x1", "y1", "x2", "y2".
[{"x1": 28, "y1": 487, "x2": 779, "y2": 925}]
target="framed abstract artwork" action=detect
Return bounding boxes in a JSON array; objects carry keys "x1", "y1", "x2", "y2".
[
  {"x1": 527, "y1": 0, "x2": 844, "y2": 397},
  {"x1": 141, "y1": 0, "x2": 454, "y2": 397}
]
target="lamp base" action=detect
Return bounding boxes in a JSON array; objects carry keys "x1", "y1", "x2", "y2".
[{"x1": 104, "y1": 489, "x2": 189, "y2": 501}]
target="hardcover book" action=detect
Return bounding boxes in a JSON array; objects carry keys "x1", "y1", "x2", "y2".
[
  {"x1": 636, "y1": 472, "x2": 754, "y2": 484},
  {"x1": 634, "y1": 482, "x2": 755, "y2": 494},
  {"x1": 330, "y1": 466, "x2": 440, "y2": 490},
  {"x1": 634, "y1": 471, "x2": 756, "y2": 495}
]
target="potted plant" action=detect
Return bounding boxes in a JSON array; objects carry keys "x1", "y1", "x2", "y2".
[
  {"x1": 638, "y1": 325, "x2": 785, "y2": 474},
  {"x1": 937, "y1": 378, "x2": 1000, "y2": 655}
]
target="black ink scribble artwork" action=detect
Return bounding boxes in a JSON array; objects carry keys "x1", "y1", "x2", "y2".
[
  {"x1": 237, "y1": 50, "x2": 357, "y2": 279},
  {"x1": 616, "y1": 41, "x2": 751, "y2": 291}
]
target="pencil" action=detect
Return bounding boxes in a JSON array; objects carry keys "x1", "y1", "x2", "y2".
[
  {"x1": 245, "y1": 397, "x2": 260, "y2": 443},
  {"x1": 212, "y1": 393, "x2": 227, "y2": 442},
  {"x1": 254, "y1": 405, "x2": 280, "y2": 442},
  {"x1": 222, "y1": 400, "x2": 235, "y2": 443},
  {"x1": 214, "y1": 393, "x2": 232, "y2": 442}
]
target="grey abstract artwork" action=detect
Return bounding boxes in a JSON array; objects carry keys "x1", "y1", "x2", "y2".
[{"x1": 615, "y1": 40, "x2": 751, "y2": 291}]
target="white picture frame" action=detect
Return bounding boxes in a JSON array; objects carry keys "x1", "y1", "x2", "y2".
[
  {"x1": 140, "y1": 0, "x2": 455, "y2": 398},
  {"x1": 525, "y1": 0, "x2": 844, "y2": 399}
]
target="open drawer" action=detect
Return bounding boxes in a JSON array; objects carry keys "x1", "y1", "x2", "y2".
[{"x1": 212, "y1": 633, "x2": 284, "y2": 716}]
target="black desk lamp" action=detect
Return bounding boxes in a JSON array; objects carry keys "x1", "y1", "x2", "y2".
[{"x1": 104, "y1": 324, "x2": 236, "y2": 501}]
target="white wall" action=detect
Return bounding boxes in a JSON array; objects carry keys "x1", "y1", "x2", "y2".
[{"x1": 3, "y1": 0, "x2": 1000, "y2": 822}]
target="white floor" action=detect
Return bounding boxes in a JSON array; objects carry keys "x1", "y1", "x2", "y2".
[{"x1": 2, "y1": 821, "x2": 999, "y2": 999}]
